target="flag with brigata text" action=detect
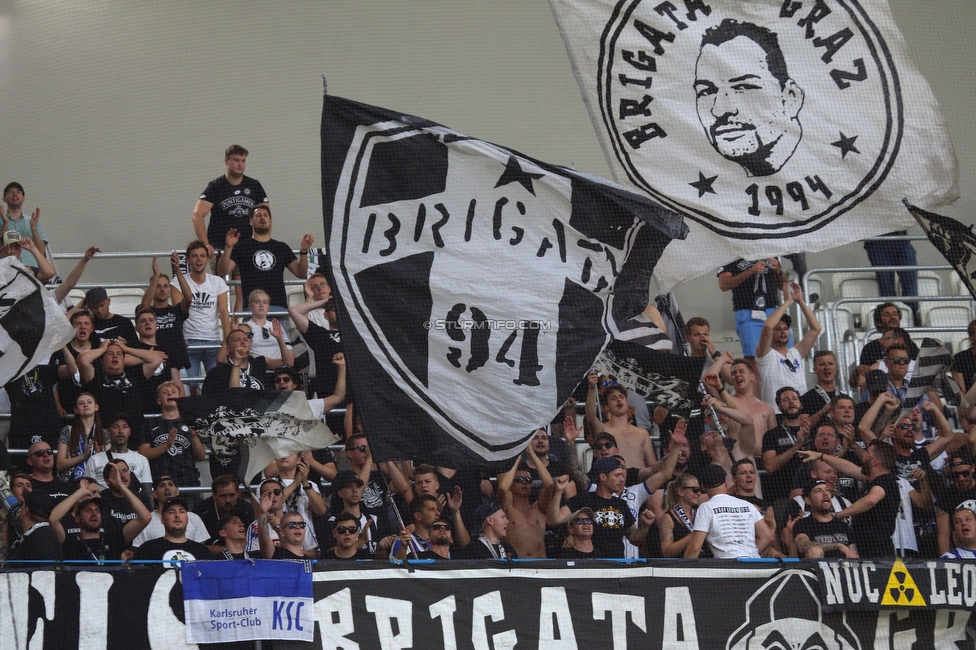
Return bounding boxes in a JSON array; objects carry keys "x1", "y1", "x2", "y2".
[
  {"x1": 549, "y1": 0, "x2": 958, "y2": 290},
  {"x1": 321, "y1": 94, "x2": 686, "y2": 465}
]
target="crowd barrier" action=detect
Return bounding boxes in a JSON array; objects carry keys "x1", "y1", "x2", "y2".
[{"x1": 1, "y1": 559, "x2": 974, "y2": 649}]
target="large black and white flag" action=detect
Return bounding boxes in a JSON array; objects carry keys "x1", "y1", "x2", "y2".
[
  {"x1": 178, "y1": 389, "x2": 338, "y2": 481},
  {"x1": 322, "y1": 95, "x2": 686, "y2": 464},
  {"x1": 549, "y1": 0, "x2": 958, "y2": 289},
  {"x1": 907, "y1": 201, "x2": 976, "y2": 301},
  {"x1": 0, "y1": 257, "x2": 74, "y2": 385}
]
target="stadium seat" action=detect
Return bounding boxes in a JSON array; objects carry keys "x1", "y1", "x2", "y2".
[
  {"x1": 833, "y1": 273, "x2": 879, "y2": 299},
  {"x1": 944, "y1": 332, "x2": 969, "y2": 354},
  {"x1": 804, "y1": 276, "x2": 825, "y2": 303},
  {"x1": 287, "y1": 284, "x2": 307, "y2": 308},
  {"x1": 915, "y1": 271, "x2": 943, "y2": 296},
  {"x1": 921, "y1": 302, "x2": 974, "y2": 328}
]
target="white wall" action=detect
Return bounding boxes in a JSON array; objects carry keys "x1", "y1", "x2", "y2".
[{"x1": 0, "y1": 0, "x2": 972, "y2": 337}]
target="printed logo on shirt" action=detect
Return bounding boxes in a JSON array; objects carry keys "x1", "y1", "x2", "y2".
[
  {"x1": 218, "y1": 195, "x2": 254, "y2": 218},
  {"x1": 156, "y1": 311, "x2": 177, "y2": 330},
  {"x1": 594, "y1": 506, "x2": 626, "y2": 529},
  {"x1": 253, "y1": 250, "x2": 277, "y2": 271},
  {"x1": 244, "y1": 188, "x2": 251, "y2": 195},
  {"x1": 192, "y1": 291, "x2": 216, "y2": 310},
  {"x1": 20, "y1": 369, "x2": 43, "y2": 396}
]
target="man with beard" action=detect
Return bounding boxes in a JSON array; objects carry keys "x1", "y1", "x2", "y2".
[
  {"x1": 194, "y1": 475, "x2": 254, "y2": 542},
  {"x1": 860, "y1": 394, "x2": 956, "y2": 480},
  {"x1": 134, "y1": 497, "x2": 212, "y2": 564},
  {"x1": 760, "y1": 387, "x2": 809, "y2": 502},
  {"x1": 25, "y1": 441, "x2": 70, "y2": 501},
  {"x1": 804, "y1": 441, "x2": 900, "y2": 558},
  {"x1": 858, "y1": 303, "x2": 918, "y2": 369},
  {"x1": 203, "y1": 328, "x2": 269, "y2": 393},
  {"x1": 424, "y1": 515, "x2": 461, "y2": 560},
  {"x1": 791, "y1": 424, "x2": 858, "y2": 503},
  {"x1": 585, "y1": 377, "x2": 656, "y2": 473},
  {"x1": 936, "y1": 449, "x2": 976, "y2": 556},
  {"x1": 85, "y1": 416, "x2": 152, "y2": 495},
  {"x1": 218, "y1": 204, "x2": 313, "y2": 315},
  {"x1": 791, "y1": 480, "x2": 857, "y2": 559},
  {"x1": 755, "y1": 281, "x2": 822, "y2": 408},
  {"x1": 51, "y1": 473, "x2": 150, "y2": 561},
  {"x1": 97, "y1": 459, "x2": 151, "y2": 528},
  {"x1": 800, "y1": 351, "x2": 838, "y2": 416}
]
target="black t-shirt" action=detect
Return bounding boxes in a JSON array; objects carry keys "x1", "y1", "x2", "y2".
[
  {"x1": 851, "y1": 472, "x2": 900, "y2": 558},
  {"x1": 761, "y1": 424, "x2": 803, "y2": 502},
  {"x1": 91, "y1": 314, "x2": 137, "y2": 346},
  {"x1": 719, "y1": 260, "x2": 779, "y2": 312},
  {"x1": 151, "y1": 305, "x2": 190, "y2": 370},
  {"x1": 300, "y1": 321, "x2": 343, "y2": 398},
  {"x1": 462, "y1": 537, "x2": 519, "y2": 560},
  {"x1": 133, "y1": 537, "x2": 213, "y2": 563},
  {"x1": 52, "y1": 345, "x2": 88, "y2": 417},
  {"x1": 99, "y1": 488, "x2": 150, "y2": 528},
  {"x1": 559, "y1": 546, "x2": 599, "y2": 560},
  {"x1": 30, "y1": 476, "x2": 71, "y2": 502},
  {"x1": 85, "y1": 368, "x2": 150, "y2": 437},
  {"x1": 272, "y1": 547, "x2": 308, "y2": 560},
  {"x1": 564, "y1": 492, "x2": 636, "y2": 559},
  {"x1": 200, "y1": 174, "x2": 268, "y2": 245},
  {"x1": 792, "y1": 465, "x2": 859, "y2": 504},
  {"x1": 9, "y1": 523, "x2": 63, "y2": 565},
  {"x1": 230, "y1": 238, "x2": 296, "y2": 309},
  {"x1": 144, "y1": 417, "x2": 200, "y2": 486},
  {"x1": 320, "y1": 547, "x2": 373, "y2": 561},
  {"x1": 202, "y1": 357, "x2": 268, "y2": 394},
  {"x1": 800, "y1": 387, "x2": 834, "y2": 417},
  {"x1": 859, "y1": 338, "x2": 920, "y2": 366},
  {"x1": 792, "y1": 516, "x2": 855, "y2": 559},
  {"x1": 953, "y1": 349, "x2": 976, "y2": 392},
  {"x1": 63, "y1": 519, "x2": 128, "y2": 561},
  {"x1": 935, "y1": 484, "x2": 976, "y2": 516},
  {"x1": 5, "y1": 364, "x2": 61, "y2": 449},
  {"x1": 128, "y1": 341, "x2": 175, "y2": 413}
]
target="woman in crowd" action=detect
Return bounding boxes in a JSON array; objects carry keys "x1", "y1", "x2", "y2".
[
  {"x1": 658, "y1": 473, "x2": 712, "y2": 558},
  {"x1": 56, "y1": 392, "x2": 105, "y2": 482}
]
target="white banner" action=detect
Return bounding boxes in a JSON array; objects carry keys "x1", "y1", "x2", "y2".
[{"x1": 549, "y1": 0, "x2": 958, "y2": 289}]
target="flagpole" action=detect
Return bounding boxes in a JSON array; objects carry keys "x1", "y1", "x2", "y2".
[{"x1": 700, "y1": 382, "x2": 727, "y2": 438}]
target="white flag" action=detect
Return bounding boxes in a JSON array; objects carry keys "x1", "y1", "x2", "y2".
[
  {"x1": 549, "y1": 0, "x2": 958, "y2": 289},
  {"x1": 0, "y1": 257, "x2": 74, "y2": 385}
]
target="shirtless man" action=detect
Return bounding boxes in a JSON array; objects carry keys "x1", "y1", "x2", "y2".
[
  {"x1": 495, "y1": 445, "x2": 553, "y2": 558},
  {"x1": 704, "y1": 354, "x2": 776, "y2": 444},
  {"x1": 585, "y1": 371, "x2": 656, "y2": 471}
]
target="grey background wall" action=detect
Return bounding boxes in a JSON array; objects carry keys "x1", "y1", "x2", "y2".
[{"x1": 0, "y1": 0, "x2": 972, "y2": 338}]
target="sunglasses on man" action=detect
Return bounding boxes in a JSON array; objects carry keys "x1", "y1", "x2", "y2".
[
  {"x1": 31, "y1": 449, "x2": 55, "y2": 457},
  {"x1": 335, "y1": 525, "x2": 360, "y2": 535},
  {"x1": 283, "y1": 521, "x2": 307, "y2": 529}
]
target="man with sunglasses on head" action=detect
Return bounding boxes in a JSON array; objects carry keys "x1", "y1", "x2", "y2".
[
  {"x1": 935, "y1": 449, "x2": 976, "y2": 556},
  {"x1": 25, "y1": 441, "x2": 70, "y2": 501},
  {"x1": 246, "y1": 478, "x2": 319, "y2": 558}
]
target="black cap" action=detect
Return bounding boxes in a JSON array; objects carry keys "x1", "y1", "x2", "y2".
[
  {"x1": 803, "y1": 479, "x2": 829, "y2": 498},
  {"x1": 153, "y1": 475, "x2": 176, "y2": 489},
  {"x1": 85, "y1": 287, "x2": 109, "y2": 304},
  {"x1": 3, "y1": 182, "x2": 24, "y2": 195},
  {"x1": 161, "y1": 497, "x2": 188, "y2": 513},
  {"x1": 23, "y1": 491, "x2": 57, "y2": 519},
  {"x1": 865, "y1": 369, "x2": 889, "y2": 393},
  {"x1": 474, "y1": 502, "x2": 503, "y2": 529},
  {"x1": 700, "y1": 464, "x2": 727, "y2": 489},
  {"x1": 332, "y1": 470, "x2": 364, "y2": 492}
]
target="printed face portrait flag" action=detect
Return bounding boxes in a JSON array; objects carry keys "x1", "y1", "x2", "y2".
[
  {"x1": 321, "y1": 95, "x2": 686, "y2": 465},
  {"x1": 549, "y1": 0, "x2": 958, "y2": 290}
]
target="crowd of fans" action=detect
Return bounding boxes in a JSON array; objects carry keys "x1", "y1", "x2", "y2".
[{"x1": 1, "y1": 148, "x2": 975, "y2": 566}]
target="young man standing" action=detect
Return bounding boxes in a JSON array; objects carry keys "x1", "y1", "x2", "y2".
[
  {"x1": 182, "y1": 240, "x2": 232, "y2": 378},
  {"x1": 585, "y1": 375, "x2": 656, "y2": 472},
  {"x1": 800, "y1": 351, "x2": 838, "y2": 416},
  {"x1": 191, "y1": 145, "x2": 269, "y2": 256},
  {"x1": 134, "y1": 497, "x2": 213, "y2": 564},
  {"x1": 0, "y1": 182, "x2": 46, "y2": 268},
  {"x1": 755, "y1": 280, "x2": 822, "y2": 408},
  {"x1": 464, "y1": 502, "x2": 517, "y2": 560},
  {"x1": 139, "y1": 253, "x2": 192, "y2": 377},
  {"x1": 139, "y1": 382, "x2": 206, "y2": 486},
  {"x1": 684, "y1": 465, "x2": 773, "y2": 559}
]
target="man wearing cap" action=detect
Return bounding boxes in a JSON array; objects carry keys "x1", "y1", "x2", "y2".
[
  {"x1": 322, "y1": 470, "x2": 376, "y2": 557},
  {"x1": 755, "y1": 280, "x2": 822, "y2": 409},
  {"x1": 194, "y1": 475, "x2": 254, "y2": 541},
  {"x1": 133, "y1": 497, "x2": 213, "y2": 563},
  {"x1": 209, "y1": 514, "x2": 248, "y2": 560},
  {"x1": 8, "y1": 490, "x2": 62, "y2": 564},
  {"x1": 463, "y1": 502, "x2": 517, "y2": 560},
  {"x1": 942, "y1": 500, "x2": 976, "y2": 559},
  {"x1": 50, "y1": 472, "x2": 151, "y2": 561},
  {"x1": 131, "y1": 475, "x2": 209, "y2": 548},
  {"x1": 25, "y1": 441, "x2": 71, "y2": 501},
  {"x1": 801, "y1": 439, "x2": 900, "y2": 558},
  {"x1": 321, "y1": 512, "x2": 372, "y2": 560},
  {"x1": 1, "y1": 229, "x2": 55, "y2": 282},
  {"x1": 935, "y1": 449, "x2": 976, "y2": 556},
  {"x1": 560, "y1": 507, "x2": 598, "y2": 559},
  {"x1": 685, "y1": 464, "x2": 773, "y2": 559},
  {"x1": 0, "y1": 182, "x2": 46, "y2": 268},
  {"x1": 549, "y1": 457, "x2": 654, "y2": 558},
  {"x1": 791, "y1": 480, "x2": 857, "y2": 558},
  {"x1": 246, "y1": 477, "x2": 320, "y2": 558},
  {"x1": 82, "y1": 287, "x2": 137, "y2": 345}
]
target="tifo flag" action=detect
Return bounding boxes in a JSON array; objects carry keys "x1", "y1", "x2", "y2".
[
  {"x1": 592, "y1": 339, "x2": 703, "y2": 416},
  {"x1": 907, "y1": 201, "x2": 976, "y2": 301},
  {"x1": 182, "y1": 559, "x2": 314, "y2": 644},
  {"x1": 178, "y1": 389, "x2": 337, "y2": 481},
  {"x1": 0, "y1": 257, "x2": 74, "y2": 385},
  {"x1": 321, "y1": 94, "x2": 686, "y2": 464},
  {"x1": 549, "y1": 0, "x2": 958, "y2": 289}
]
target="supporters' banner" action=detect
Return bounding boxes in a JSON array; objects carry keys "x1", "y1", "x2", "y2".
[
  {"x1": 2, "y1": 562, "x2": 975, "y2": 649},
  {"x1": 906, "y1": 337, "x2": 954, "y2": 402},
  {"x1": 0, "y1": 257, "x2": 74, "y2": 385},
  {"x1": 178, "y1": 389, "x2": 338, "y2": 481},
  {"x1": 908, "y1": 201, "x2": 976, "y2": 301},
  {"x1": 321, "y1": 94, "x2": 687, "y2": 464},
  {"x1": 815, "y1": 557, "x2": 976, "y2": 612},
  {"x1": 592, "y1": 339, "x2": 704, "y2": 415},
  {"x1": 183, "y1": 559, "x2": 314, "y2": 644},
  {"x1": 549, "y1": 0, "x2": 958, "y2": 289}
]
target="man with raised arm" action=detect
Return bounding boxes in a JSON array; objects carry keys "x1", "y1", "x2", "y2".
[
  {"x1": 84, "y1": 416, "x2": 153, "y2": 495},
  {"x1": 704, "y1": 354, "x2": 776, "y2": 447},
  {"x1": 131, "y1": 475, "x2": 210, "y2": 548},
  {"x1": 51, "y1": 472, "x2": 150, "y2": 560},
  {"x1": 289, "y1": 296, "x2": 344, "y2": 399},
  {"x1": 585, "y1": 371, "x2": 656, "y2": 473},
  {"x1": 133, "y1": 497, "x2": 212, "y2": 564},
  {"x1": 495, "y1": 445, "x2": 553, "y2": 558},
  {"x1": 191, "y1": 145, "x2": 269, "y2": 257},
  {"x1": 0, "y1": 182, "x2": 46, "y2": 268},
  {"x1": 139, "y1": 253, "x2": 192, "y2": 376},
  {"x1": 139, "y1": 382, "x2": 206, "y2": 486},
  {"x1": 755, "y1": 280, "x2": 822, "y2": 408}
]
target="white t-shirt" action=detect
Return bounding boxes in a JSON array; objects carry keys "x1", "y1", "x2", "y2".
[
  {"x1": 243, "y1": 319, "x2": 292, "y2": 360},
  {"x1": 132, "y1": 510, "x2": 211, "y2": 547},
  {"x1": 84, "y1": 449, "x2": 153, "y2": 489},
  {"x1": 891, "y1": 477, "x2": 918, "y2": 553},
  {"x1": 693, "y1": 493, "x2": 763, "y2": 559},
  {"x1": 246, "y1": 517, "x2": 318, "y2": 553},
  {"x1": 757, "y1": 346, "x2": 808, "y2": 411},
  {"x1": 279, "y1": 477, "x2": 320, "y2": 547},
  {"x1": 183, "y1": 274, "x2": 229, "y2": 340}
]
